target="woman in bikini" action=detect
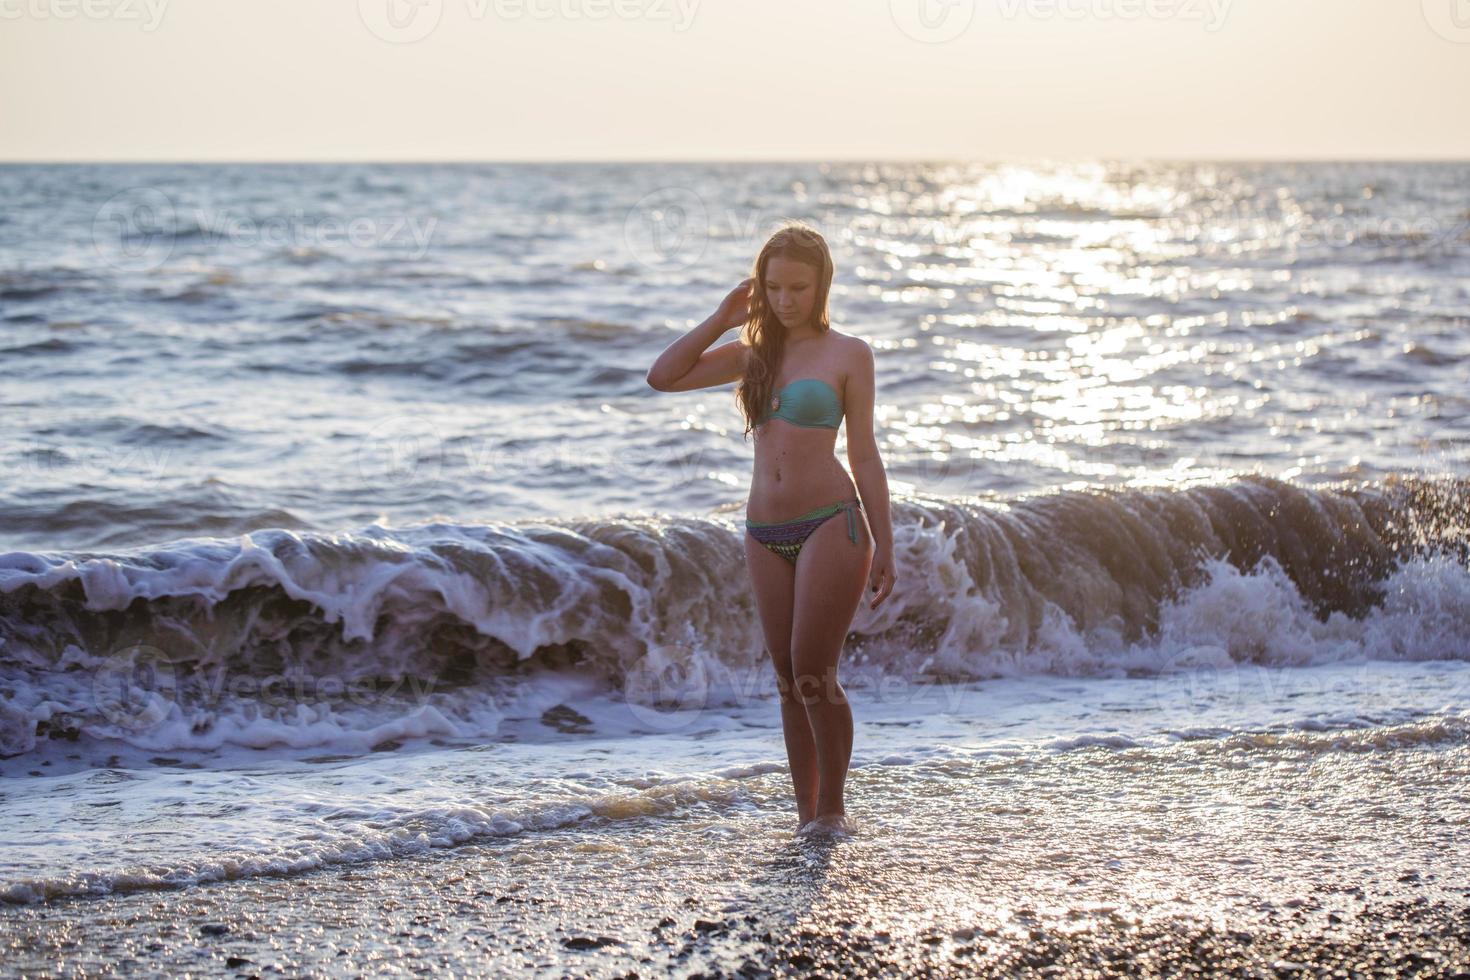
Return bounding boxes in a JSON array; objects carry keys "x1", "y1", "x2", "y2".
[{"x1": 645, "y1": 224, "x2": 897, "y2": 834}]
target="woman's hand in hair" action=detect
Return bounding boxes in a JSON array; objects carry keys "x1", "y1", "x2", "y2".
[{"x1": 717, "y1": 278, "x2": 755, "y2": 330}]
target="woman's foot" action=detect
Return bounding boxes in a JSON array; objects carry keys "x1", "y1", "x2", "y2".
[{"x1": 796, "y1": 813, "x2": 855, "y2": 838}]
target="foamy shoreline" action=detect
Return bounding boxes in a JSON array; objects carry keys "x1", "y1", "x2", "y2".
[{"x1": 4, "y1": 659, "x2": 1468, "y2": 975}]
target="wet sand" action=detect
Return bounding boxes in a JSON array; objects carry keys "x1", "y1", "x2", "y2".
[
  {"x1": 2, "y1": 835, "x2": 1466, "y2": 977},
  {"x1": 4, "y1": 719, "x2": 1468, "y2": 978}
]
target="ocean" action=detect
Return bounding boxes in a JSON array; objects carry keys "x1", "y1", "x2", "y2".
[{"x1": 1, "y1": 160, "x2": 1467, "y2": 974}]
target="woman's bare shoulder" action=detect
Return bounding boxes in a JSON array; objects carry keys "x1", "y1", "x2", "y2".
[
  {"x1": 827, "y1": 330, "x2": 871, "y2": 398},
  {"x1": 827, "y1": 328, "x2": 870, "y2": 364}
]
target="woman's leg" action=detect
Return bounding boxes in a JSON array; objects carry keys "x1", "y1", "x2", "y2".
[
  {"x1": 743, "y1": 530, "x2": 818, "y2": 824},
  {"x1": 791, "y1": 503, "x2": 873, "y2": 823}
]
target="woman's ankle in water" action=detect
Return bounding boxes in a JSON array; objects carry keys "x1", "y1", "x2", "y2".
[{"x1": 797, "y1": 811, "x2": 852, "y2": 836}]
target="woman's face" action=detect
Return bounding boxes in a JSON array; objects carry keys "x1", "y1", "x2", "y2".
[{"x1": 763, "y1": 254, "x2": 820, "y2": 331}]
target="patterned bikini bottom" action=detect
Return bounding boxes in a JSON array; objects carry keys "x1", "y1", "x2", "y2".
[{"x1": 744, "y1": 498, "x2": 862, "y2": 566}]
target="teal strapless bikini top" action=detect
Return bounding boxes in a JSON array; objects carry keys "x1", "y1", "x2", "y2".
[{"x1": 758, "y1": 377, "x2": 844, "y2": 429}]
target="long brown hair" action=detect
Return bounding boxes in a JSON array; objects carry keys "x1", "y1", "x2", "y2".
[{"x1": 735, "y1": 223, "x2": 835, "y2": 440}]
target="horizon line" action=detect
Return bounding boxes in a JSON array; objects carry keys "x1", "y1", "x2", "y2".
[{"x1": 3, "y1": 154, "x2": 1469, "y2": 165}]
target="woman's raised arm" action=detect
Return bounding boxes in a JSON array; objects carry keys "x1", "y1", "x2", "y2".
[{"x1": 645, "y1": 279, "x2": 752, "y2": 392}]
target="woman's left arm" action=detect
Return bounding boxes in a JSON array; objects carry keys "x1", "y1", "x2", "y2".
[{"x1": 844, "y1": 339, "x2": 896, "y2": 610}]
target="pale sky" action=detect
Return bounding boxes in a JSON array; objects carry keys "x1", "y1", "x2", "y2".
[{"x1": 2, "y1": 0, "x2": 1467, "y2": 161}]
